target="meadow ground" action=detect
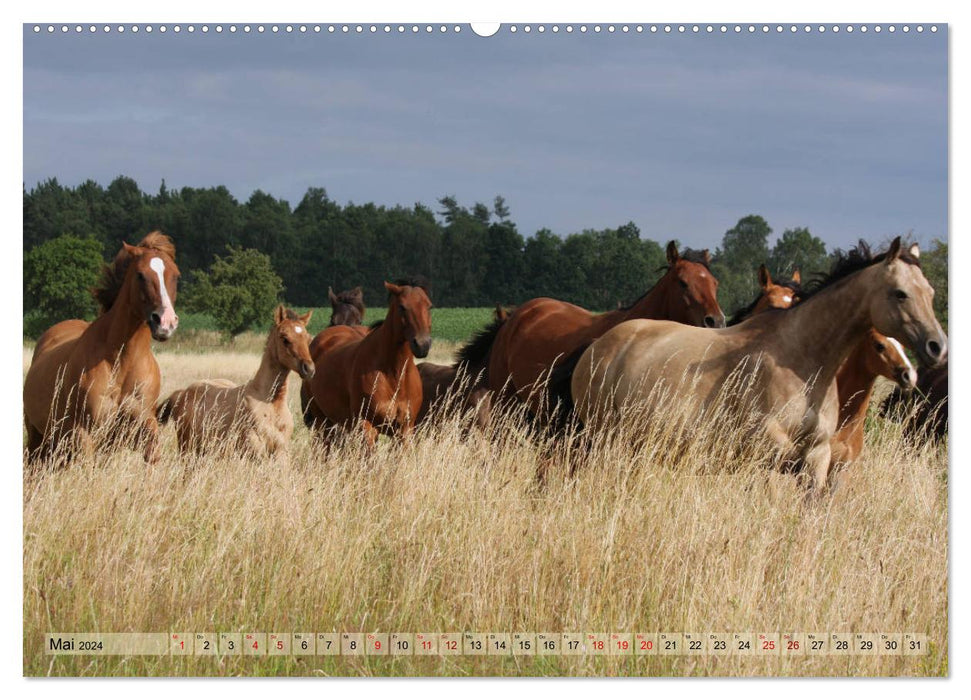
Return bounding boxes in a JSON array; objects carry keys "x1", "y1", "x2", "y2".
[{"x1": 22, "y1": 340, "x2": 948, "y2": 677}]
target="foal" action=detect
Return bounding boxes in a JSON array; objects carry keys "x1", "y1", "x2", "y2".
[
  {"x1": 302, "y1": 281, "x2": 432, "y2": 448},
  {"x1": 157, "y1": 305, "x2": 314, "y2": 456}
]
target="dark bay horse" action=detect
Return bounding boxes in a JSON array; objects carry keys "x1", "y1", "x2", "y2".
[
  {"x1": 416, "y1": 304, "x2": 511, "y2": 429},
  {"x1": 463, "y1": 241, "x2": 725, "y2": 415},
  {"x1": 23, "y1": 232, "x2": 180, "y2": 463},
  {"x1": 301, "y1": 280, "x2": 432, "y2": 447},
  {"x1": 157, "y1": 306, "x2": 314, "y2": 457},
  {"x1": 572, "y1": 238, "x2": 946, "y2": 493},
  {"x1": 882, "y1": 363, "x2": 948, "y2": 441},
  {"x1": 328, "y1": 286, "x2": 365, "y2": 326}
]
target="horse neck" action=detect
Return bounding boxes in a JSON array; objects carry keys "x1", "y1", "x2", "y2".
[
  {"x1": 836, "y1": 339, "x2": 877, "y2": 426},
  {"x1": 248, "y1": 337, "x2": 290, "y2": 403},
  {"x1": 620, "y1": 274, "x2": 680, "y2": 323},
  {"x1": 775, "y1": 266, "x2": 880, "y2": 396},
  {"x1": 97, "y1": 291, "x2": 152, "y2": 364},
  {"x1": 371, "y1": 307, "x2": 414, "y2": 376}
]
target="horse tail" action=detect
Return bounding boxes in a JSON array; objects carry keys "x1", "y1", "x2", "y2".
[
  {"x1": 455, "y1": 316, "x2": 507, "y2": 378},
  {"x1": 546, "y1": 342, "x2": 591, "y2": 435},
  {"x1": 156, "y1": 394, "x2": 174, "y2": 424}
]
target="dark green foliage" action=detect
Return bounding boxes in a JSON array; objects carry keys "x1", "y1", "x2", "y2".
[
  {"x1": 768, "y1": 227, "x2": 829, "y2": 279},
  {"x1": 921, "y1": 238, "x2": 947, "y2": 332},
  {"x1": 186, "y1": 246, "x2": 284, "y2": 338},
  {"x1": 711, "y1": 215, "x2": 772, "y2": 314},
  {"x1": 23, "y1": 234, "x2": 104, "y2": 337}
]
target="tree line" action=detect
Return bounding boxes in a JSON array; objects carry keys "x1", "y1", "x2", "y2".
[{"x1": 23, "y1": 176, "x2": 947, "y2": 337}]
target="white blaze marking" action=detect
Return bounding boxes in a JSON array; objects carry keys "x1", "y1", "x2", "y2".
[
  {"x1": 782, "y1": 295, "x2": 792, "y2": 304},
  {"x1": 149, "y1": 257, "x2": 173, "y2": 310},
  {"x1": 295, "y1": 326, "x2": 303, "y2": 334},
  {"x1": 886, "y1": 337, "x2": 915, "y2": 373}
]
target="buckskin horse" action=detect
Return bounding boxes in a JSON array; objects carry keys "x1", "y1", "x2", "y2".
[
  {"x1": 460, "y1": 241, "x2": 725, "y2": 417},
  {"x1": 571, "y1": 238, "x2": 946, "y2": 493},
  {"x1": 301, "y1": 280, "x2": 432, "y2": 448},
  {"x1": 23, "y1": 232, "x2": 180, "y2": 464},
  {"x1": 157, "y1": 305, "x2": 314, "y2": 457}
]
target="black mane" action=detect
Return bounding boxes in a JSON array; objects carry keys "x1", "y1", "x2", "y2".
[
  {"x1": 455, "y1": 317, "x2": 505, "y2": 373},
  {"x1": 800, "y1": 240, "x2": 920, "y2": 302}
]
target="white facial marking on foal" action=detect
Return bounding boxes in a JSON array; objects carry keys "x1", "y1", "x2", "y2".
[
  {"x1": 149, "y1": 257, "x2": 173, "y2": 308},
  {"x1": 295, "y1": 326, "x2": 303, "y2": 334},
  {"x1": 886, "y1": 337, "x2": 915, "y2": 373},
  {"x1": 782, "y1": 295, "x2": 792, "y2": 304}
]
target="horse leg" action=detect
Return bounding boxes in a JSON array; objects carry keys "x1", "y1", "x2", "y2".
[
  {"x1": 360, "y1": 419, "x2": 379, "y2": 450},
  {"x1": 140, "y1": 416, "x2": 161, "y2": 464},
  {"x1": 25, "y1": 419, "x2": 44, "y2": 462},
  {"x1": 802, "y1": 438, "x2": 833, "y2": 496}
]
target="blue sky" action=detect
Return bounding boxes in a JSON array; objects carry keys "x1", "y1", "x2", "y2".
[{"x1": 23, "y1": 25, "x2": 947, "y2": 251}]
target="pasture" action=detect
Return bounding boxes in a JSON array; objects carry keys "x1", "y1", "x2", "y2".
[{"x1": 22, "y1": 342, "x2": 948, "y2": 677}]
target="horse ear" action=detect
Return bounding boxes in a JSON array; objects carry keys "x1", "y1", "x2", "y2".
[
  {"x1": 328, "y1": 287, "x2": 338, "y2": 304},
  {"x1": 791, "y1": 268, "x2": 801, "y2": 284},
  {"x1": 885, "y1": 236, "x2": 902, "y2": 263},
  {"x1": 274, "y1": 304, "x2": 286, "y2": 325},
  {"x1": 300, "y1": 309, "x2": 314, "y2": 325},
  {"x1": 702, "y1": 249, "x2": 711, "y2": 266},
  {"x1": 758, "y1": 264, "x2": 771, "y2": 289},
  {"x1": 384, "y1": 281, "x2": 403, "y2": 295},
  {"x1": 121, "y1": 242, "x2": 139, "y2": 257},
  {"x1": 666, "y1": 241, "x2": 680, "y2": 265},
  {"x1": 908, "y1": 243, "x2": 921, "y2": 259}
]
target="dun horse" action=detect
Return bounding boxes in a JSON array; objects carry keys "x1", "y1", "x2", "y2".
[
  {"x1": 462, "y1": 241, "x2": 725, "y2": 415},
  {"x1": 301, "y1": 280, "x2": 432, "y2": 447},
  {"x1": 571, "y1": 239, "x2": 946, "y2": 492},
  {"x1": 156, "y1": 306, "x2": 314, "y2": 456},
  {"x1": 328, "y1": 286, "x2": 365, "y2": 326},
  {"x1": 23, "y1": 232, "x2": 180, "y2": 463}
]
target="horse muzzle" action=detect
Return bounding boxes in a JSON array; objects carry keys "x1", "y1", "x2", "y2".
[
  {"x1": 896, "y1": 367, "x2": 917, "y2": 392},
  {"x1": 410, "y1": 337, "x2": 432, "y2": 359},
  {"x1": 917, "y1": 334, "x2": 948, "y2": 369},
  {"x1": 703, "y1": 312, "x2": 726, "y2": 329},
  {"x1": 298, "y1": 361, "x2": 316, "y2": 380},
  {"x1": 149, "y1": 307, "x2": 179, "y2": 341}
]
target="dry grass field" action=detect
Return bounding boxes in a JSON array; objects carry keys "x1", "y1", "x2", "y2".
[{"x1": 22, "y1": 341, "x2": 948, "y2": 677}]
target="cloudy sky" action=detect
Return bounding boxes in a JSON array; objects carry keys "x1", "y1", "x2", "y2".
[{"x1": 23, "y1": 24, "x2": 947, "y2": 251}]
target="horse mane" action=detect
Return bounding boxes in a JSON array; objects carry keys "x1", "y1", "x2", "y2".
[
  {"x1": 93, "y1": 231, "x2": 176, "y2": 312},
  {"x1": 800, "y1": 240, "x2": 920, "y2": 302},
  {"x1": 727, "y1": 275, "x2": 804, "y2": 326},
  {"x1": 455, "y1": 317, "x2": 505, "y2": 372},
  {"x1": 390, "y1": 276, "x2": 430, "y2": 294},
  {"x1": 369, "y1": 319, "x2": 385, "y2": 330}
]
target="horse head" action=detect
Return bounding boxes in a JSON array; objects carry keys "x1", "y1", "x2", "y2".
[
  {"x1": 328, "y1": 286, "x2": 365, "y2": 326},
  {"x1": 272, "y1": 305, "x2": 315, "y2": 379},
  {"x1": 662, "y1": 241, "x2": 726, "y2": 328},
  {"x1": 870, "y1": 238, "x2": 947, "y2": 368},
  {"x1": 863, "y1": 330, "x2": 917, "y2": 392},
  {"x1": 121, "y1": 233, "x2": 180, "y2": 341},
  {"x1": 385, "y1": 280, "x2": 433, "y2": 358}
]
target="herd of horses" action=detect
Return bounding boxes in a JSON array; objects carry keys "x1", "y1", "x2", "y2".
[{"x1": 22, "y1": 231, "x2": 948, "y2": 494}]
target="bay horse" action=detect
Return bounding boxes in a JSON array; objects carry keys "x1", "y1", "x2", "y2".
[
  {"x1": 301, "y1": 280, "x2": 432, "y2": 447},
  {"x1": 829, "y1": 330, "x2": 916, "y2": 466},
  {"x1": 728, "y1": 265, "x2": 801, "y2": 325},
  {"x1": 882, "y1": 363, "x2": 948, "y2": 441},
  {"x1": 463, "y1": 241, "x2": 725, "y2": 416},
  {"x1": 571, "y1": 238, "x2": 946, "y2": 492},
  {"x1": 328, "y1": 286, "x2": 365, "y2": 326},
  {"x1": 23, "y1": 232, "x2": 180, "y2": 464},
  {"x1": 415, "y1": 303, "x2": 511, "y2": 429},
  {"x1": 156, "y1": 306, "x2": 314, "y2": 457}
]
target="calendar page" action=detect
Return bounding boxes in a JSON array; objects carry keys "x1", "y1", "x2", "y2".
[{"x1": 21, "y1": 16, "x2": 949, "y2": 680}]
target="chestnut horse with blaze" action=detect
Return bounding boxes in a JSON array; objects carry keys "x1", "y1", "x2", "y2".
[
  {"x1": 301, "y1": 281, "x2": 432, "y2": 447},
  {"x1": 23, "y1": 232, "x2": 180, "y2": 463},
  {"x1": 471, "y1": 241, "x2": 725, "y2": 413}
]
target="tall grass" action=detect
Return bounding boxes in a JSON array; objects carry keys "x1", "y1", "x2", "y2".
[{"x1": 22, "y1": 346, "x2": 947, "y2": 677}]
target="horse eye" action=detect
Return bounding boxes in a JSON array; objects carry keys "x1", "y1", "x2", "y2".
[
  {"x1": 281, "y1": 336, "x2": 291, "y2": 346},
  {"x1": 895, "y1": 289, "x2": 908, "y2": 301},
  {"x1": 678, "y1": 279, "x2": 689, "y2": 289},
  {"x1": 875, "y1": 342, "x2": 886, "y2": 353}
]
